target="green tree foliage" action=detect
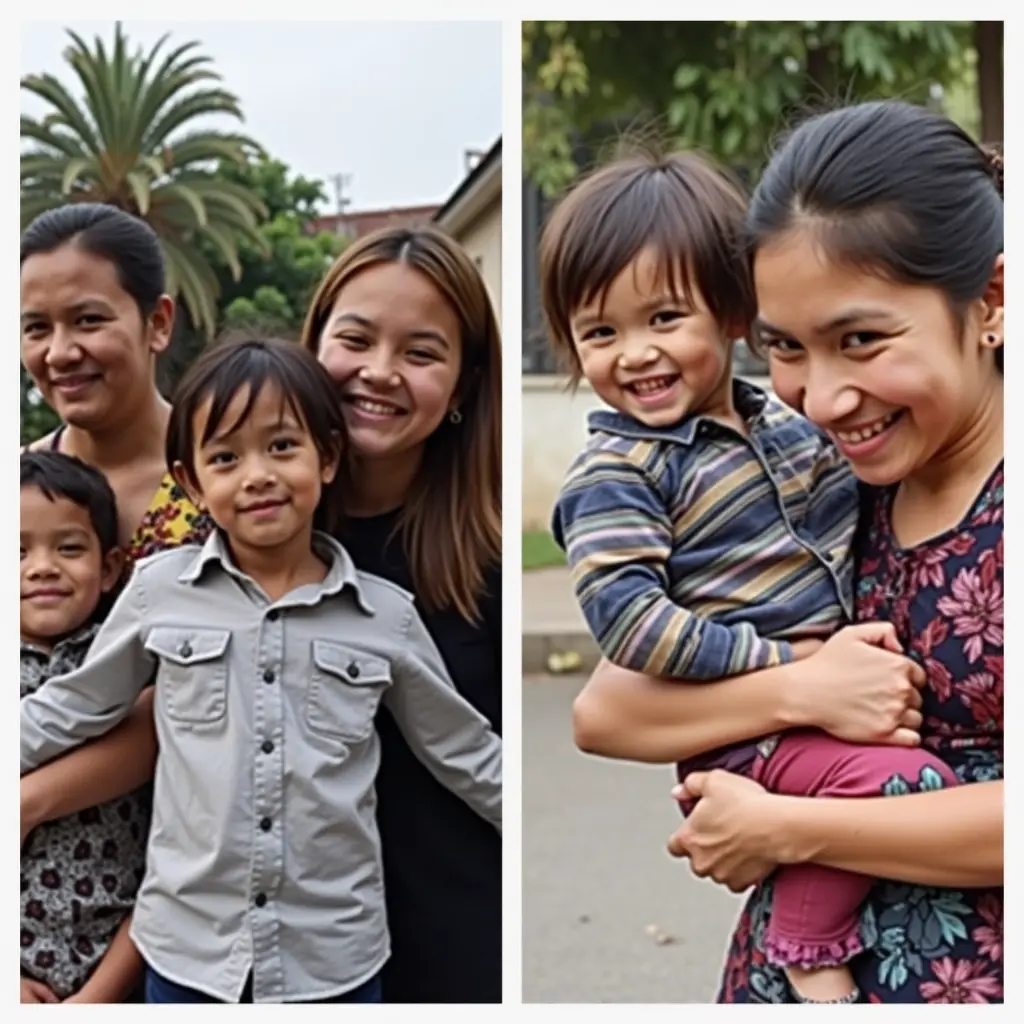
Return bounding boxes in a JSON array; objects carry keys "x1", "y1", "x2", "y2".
[
  {"x1": 20, "y1": 22, "x2": 268, "y2": 336},
  {"x1": 523, "y1": 20, "x2": 977, "y2": 195}
]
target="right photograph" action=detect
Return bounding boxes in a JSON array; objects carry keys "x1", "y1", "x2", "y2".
[{"x1": 521, "y1": 20, "x2": 1004, "y2": 1005}]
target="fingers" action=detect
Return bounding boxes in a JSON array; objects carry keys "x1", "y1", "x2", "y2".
[
  {"x1": 900, "y1": 708, "x2": 923, "y2": 731},
  {"x1": 681, "y1": 771, "x2": 709, "y2": 799},
  {"x1": 887, "y1": 727, "x2": 922, "y2": 747},
  {"x1": 904, "y1": 685, "x2": 923, "y2": 710},
  {"x1": 907, "y1": 660, "x2": 928, "y2": 686},
  {"x1": 844, "y1": 621, "x2": 902, "y2": 652},
  {"x1": 666, "y1": 826, "x2": 690, "y2": 859}
]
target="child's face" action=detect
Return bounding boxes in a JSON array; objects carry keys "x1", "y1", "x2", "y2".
[
  {"x1": 754, "y1": 228, "x2": 1003, "y2": 486},
  {"x1": 176, "y1": 383, "x2": 339, "y2": 558},
  {"x1": 569, "y1": 247, "x2": 735, "y2": 428},
  {"x1": 20, "y1": 486, "x2": 122, "y2": 648}
]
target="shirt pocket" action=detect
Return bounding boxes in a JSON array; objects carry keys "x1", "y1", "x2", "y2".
[
  {"x1": 145, "y1": 626, "x2": 231, "y2": 726},
  {"x1": 307, "y1": 640, "x2": 391, "y2": 745}
]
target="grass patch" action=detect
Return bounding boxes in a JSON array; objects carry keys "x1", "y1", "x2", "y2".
[{"x1": 523, "y1": 530, "x2": 565, "y2": 570}]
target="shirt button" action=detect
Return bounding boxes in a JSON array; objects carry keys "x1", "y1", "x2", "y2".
[
  {"x1": 347, "y1": 661, "x2": 360, "y2": 679},
  {"x1": 263, "y1": 668, "x2": 276, "y2": 684},
  {"x1": 261, "y1": 740, "x2": 274, "y2": 755},
  {"x1": 254, "y1": 893, "x2": 267, "y2": 908},
  {"x1": 259, "y1": 817, "x2": 272, "y2": 832},
  {"x1": 179, "y1": 642, "x2": 193, "y2": 658},
  {"x1": 267, "y1": 610, "x2": 279, "y2": 622}
]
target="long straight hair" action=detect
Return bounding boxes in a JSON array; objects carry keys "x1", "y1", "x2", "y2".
[{"x1": 302, "y1": 226, "x2": 501, "y2": 622}]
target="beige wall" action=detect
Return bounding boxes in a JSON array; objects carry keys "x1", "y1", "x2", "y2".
[
  {"x1": 522, "y1": 374, "x2": 774, "y2": 531},
  {"x1": 450, "y1": 198, "x2": 501, "y2": 323}
]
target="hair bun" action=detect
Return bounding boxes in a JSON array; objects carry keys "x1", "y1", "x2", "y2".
[{"x1": 983, "y1": 145, "x2": 1003, "y2": 197}]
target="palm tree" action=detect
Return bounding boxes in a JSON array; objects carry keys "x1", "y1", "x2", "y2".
[{"x1": 21, "y1": 23, "x2": 269, "y2": 336}]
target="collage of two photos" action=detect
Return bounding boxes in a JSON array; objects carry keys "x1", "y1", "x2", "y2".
[{"x1": 18, "y1": 15, "x2": 1004, "y2": 1007}]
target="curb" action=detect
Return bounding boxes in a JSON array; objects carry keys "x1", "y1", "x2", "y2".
[{"x1": 522, "y1": 630, "x2": 601, "y2": 676}]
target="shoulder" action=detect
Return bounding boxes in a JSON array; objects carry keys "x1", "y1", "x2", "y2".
[
  {"x1": 355, "y1": 568, "x2": 415, "y2": 609},
  {"x1": 130, "y1": 543, "x2": 204, "y2": 581},
  {"x1": 565, "y1": 430, "x2": 665, "y2": 482}
]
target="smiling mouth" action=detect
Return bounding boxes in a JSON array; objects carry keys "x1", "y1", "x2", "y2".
[
  {"x1": 51, "y1": 374, "x2": 101, "y2": 393},
  {"x1": 833, "y1": 410, "x2": 903, "y2": 444},
  {"x1": 624, "y1": 374, "x2": 680, "y2": 397},
  {"x1": 23, "y1": 589, "x2": 71, "y2": 601},
  {"x1": 240, "y1": 499, "x2": 288, "y2": 514},
  {"x1": 345, "y1": 395, "x2": 407, "y2": 417}
]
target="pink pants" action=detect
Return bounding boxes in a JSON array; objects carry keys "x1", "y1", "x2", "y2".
[{"x1": 750, "y1": 729, "x2": 958, "y2": 968}]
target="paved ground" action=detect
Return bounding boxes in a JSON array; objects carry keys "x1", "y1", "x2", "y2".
[{"x1": 522, "y1": 674, "x2": 745, "y2": 1003}]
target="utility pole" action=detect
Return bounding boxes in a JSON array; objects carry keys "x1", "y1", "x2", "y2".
[{"x1": 329, "y1": 173, "x2": 353, "y2": 230}]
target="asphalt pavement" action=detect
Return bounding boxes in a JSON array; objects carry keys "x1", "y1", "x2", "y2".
[{"x1": 522, "y1": 674, "x2": 746, "y2": 1003}]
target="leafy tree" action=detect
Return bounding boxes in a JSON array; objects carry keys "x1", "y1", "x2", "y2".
[
  {"x1": 524, "y1": 21, "x2": 985, "y2": 195},
  {"x1": 20, "y1": 22, "x2": 268, "y2": 336}
]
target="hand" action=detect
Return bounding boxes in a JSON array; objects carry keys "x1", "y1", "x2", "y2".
[
  {"x1": 790, "y1": 622, "x2": 927, "y2": 746},
  {"x1": 790, "y1": 638, "x2": 825, "y2": 660},
  {"x1": 21, "y1": 977, "x2": 60, "y2": 1003},
  {"x1": 667, "y1": 771, "x2": 779, "y2": 892}
]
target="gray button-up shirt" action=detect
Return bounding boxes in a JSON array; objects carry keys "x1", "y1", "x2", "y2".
[{"x1": 20, "y1": 530, "x2": 502, "y2": 1003}]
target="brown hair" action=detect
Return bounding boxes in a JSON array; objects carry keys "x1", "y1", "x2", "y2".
[
  {"x1": 301, "y1": 226, "x2": 501, "y2": 622},
  {"x1": 167, "y1": 336, "x2": 346, "y2": 533},
  {"x1": 539, "y1": 147, "x2": 756, "y2": 384}
]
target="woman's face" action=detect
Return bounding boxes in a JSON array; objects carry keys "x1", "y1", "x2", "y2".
[
  {"x1": 20, "y1": 244, "x2": 172, "y2": 433},
  {"x1": 316, "y1": 261, "x2": 463, "y2": 463},
  {"x1": 753, "y1": 229, "x2": 1003, "y2": 487}
]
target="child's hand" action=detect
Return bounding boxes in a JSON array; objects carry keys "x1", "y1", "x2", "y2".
[{"x1": 21, "y1": 977, "x2": 60, "y2": 1003}]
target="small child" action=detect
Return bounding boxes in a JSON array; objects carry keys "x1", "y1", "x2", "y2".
[
  {"x1": 20, "y1": 338, "x2": 502, "y2": 1005},
  {"x1": 20, "y1": 451, "x2": 147, "y2": 1003},
  {"x1": 544, "y1": 149, "x2": 957, "y2": 1004}
]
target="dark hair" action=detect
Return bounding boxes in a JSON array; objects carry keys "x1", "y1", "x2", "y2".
[
  {"x1": 539, "y1": 147, "x2": 756, "y2": 383},
  {"x1": 302, "y1": 226, "x2": 501, "y2": 622},
  {"x1": 20, "y1": 203, "x2": 166, "y2": 318},
  {"x1": 21, "y1": 450, "x2": 119, "y2": 556},
  {"x1": 748, "y1": 101, "x2": 1004, "y2": 371},
  {"x1": 167, "y1": 337, "x2": 346, "y2": 531}
]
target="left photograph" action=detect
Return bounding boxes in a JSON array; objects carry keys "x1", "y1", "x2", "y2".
[{"x1": 20, "y1": 19, "x2": 502, "y2": 1005}]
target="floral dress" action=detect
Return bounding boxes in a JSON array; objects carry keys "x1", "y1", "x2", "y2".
[{"x1": 718, "y1": 464, "x2": 1003, "y2": 1004}]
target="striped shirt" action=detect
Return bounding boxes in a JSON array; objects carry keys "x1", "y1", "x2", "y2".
[{"x1": 551, "y1": 381, "x2": 858, "y2": 682}]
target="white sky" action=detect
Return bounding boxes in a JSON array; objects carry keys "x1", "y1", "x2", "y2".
[{"x1": 20, "y1": 19, "x2": 502, "y2": 211}]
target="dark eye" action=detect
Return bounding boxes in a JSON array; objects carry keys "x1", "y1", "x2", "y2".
[
  {"x1": 339, "y1": 334, "x2": 369, "y2": 349},
  {"x1": 209, "y1": 451, "x2": 235, "y2": 466},
  {"x1": 22, "y1": 321, "x2": 48, "y2": 338},
  {"x1": 77, "y1": 313, "x2": 106, "y2": 327},
  {"x1": 408, "y1": 347, "x2": 441, "y2": 362},
  {"x1": 579, "y1": 325, "x2": 614, "y2": 343},
  {"x1": 760, "y1": 334, "x2": 802, "y2": 354},
  {"x1": 269, "y1": 437, "x2": 298, "y2": 453},
  {"x1": 651, "y1": 309, "x2": 685, "y2": 326},
  {"x1": 57, "y1": 543, "x2": 86, "y2": 556},
  {"x1": 843, "y1": 331, "x2": 885, "y2": 349}
]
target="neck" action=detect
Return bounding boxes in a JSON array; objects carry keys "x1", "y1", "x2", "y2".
[
  {"x1": 227, "y1": 527, "x2": 327, "y2": 602},
  {"x1": 345, "y1": 447, "x2": 423, "y2": 517},
  {"x1": 62, "y1": 390, "x2": 171, "y2": 472},
  {"x1": 904, "y1": 380, "x2": 1003, "y2": 500}
]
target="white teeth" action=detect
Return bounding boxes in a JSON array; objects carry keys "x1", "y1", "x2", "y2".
[
  {"x1": 353, "y1": 398, "x2": 401, "y2": 416},
  {"x1": 836, "y1": 412, "x2": 899, "y2": 443},
  {"x1": 630, "y1": 376, "x2": 675, "y2": 395}
]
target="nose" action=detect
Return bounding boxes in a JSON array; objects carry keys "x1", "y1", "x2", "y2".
[
  {"x1": 44, "y1": 324, "x2": 82, "y2": 369},
  {"x1": 25, "y1": 553, "x2": 60, "y2": 580},
  {"x1": 240, "y1": 452, "x2": 278, "y2": 492},
  {"x1": 801, "y1": 361, "x2": 861, "y2": 428},
  {"x1": 617, "y1": 332, "x2": 660, "y2": 371},
  {"x1": 358, "y1": 349, "x2": 400, "y2": 388}
]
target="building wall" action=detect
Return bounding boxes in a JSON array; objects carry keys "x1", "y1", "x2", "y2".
[
  {"x1": 449, "y1": 197, "x2": 502, "y2": 323},
  {"x1": 522, "y1": 374, "x2": 773, "y2": 530}
]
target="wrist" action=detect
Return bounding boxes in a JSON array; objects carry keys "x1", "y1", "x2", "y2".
[
  {"x1": 775, "y1": 657, "x2": 818, "y2": 730},
  {"x1": 771, "y1": 794, "x2": 823, "y2": 865},
  {"x1": 20, "y1": 773, "x2": 51, "y2": 835}
]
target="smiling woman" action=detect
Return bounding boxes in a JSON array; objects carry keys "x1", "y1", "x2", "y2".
[{"x1": 301, "y1": 227, "x2": 503, "y2": 1003}]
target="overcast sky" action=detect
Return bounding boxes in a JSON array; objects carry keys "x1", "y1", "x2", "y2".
[{"x1": 20, "y1": 20, "x2": 502, "y2": 211}]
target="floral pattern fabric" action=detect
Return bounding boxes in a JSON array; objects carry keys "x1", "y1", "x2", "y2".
[
  {"x1": 718, "y1": 465, "x2": 1003, "y2": 1004},
  {"x1": 124, "y1": 475, "x2": 213, "y2": 563}
]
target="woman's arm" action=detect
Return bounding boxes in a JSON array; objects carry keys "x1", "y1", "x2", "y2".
[
  {"x1": 21, "y1": 689, "x2": 157, "y2": 844},
  {"x1": 574, "y1": 624, "x2": 925, "y2": 764},
  {"x1": 670, "y1": 771, "x2": 1002, "y2": 891},
  {"x1": 774, "y1": 780, "x2": 1003, "y2": 887},
  {"x1": 64, "y1": 914, "x2": 143, "y2": 1003}
]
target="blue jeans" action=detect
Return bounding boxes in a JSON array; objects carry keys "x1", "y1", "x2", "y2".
[{"x1": 144, "y1": 967, "x2": 382, "y2": 1004}]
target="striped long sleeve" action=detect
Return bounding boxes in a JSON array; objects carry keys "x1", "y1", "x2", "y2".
[{"x1": 551, "y1": 446, "x2": 793, "y2": 680}]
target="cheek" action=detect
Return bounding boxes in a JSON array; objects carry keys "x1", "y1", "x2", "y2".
[
  {"x1": 318, "y1": 344, "x2": 356, "y2": 386},
  {"x1": 408, "y1": 366, "x2": 458, "y2": 417},
  {"x1": 768, "y1": 359, "x2": 805, "y2": 411}
]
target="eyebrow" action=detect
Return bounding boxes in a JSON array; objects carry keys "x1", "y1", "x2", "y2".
[
  {"x1": 754, "y1": 306, "x2": 896, "y2": 337},
  {"x1": 20, "y1": 299, "x2": 114, "y2": 323},
  {"x1": 572, "y1": 294, "x2": 684, "y2": 331},
  {"x1": 205, "y1": 414, "x2": 303, "y2": 446}
]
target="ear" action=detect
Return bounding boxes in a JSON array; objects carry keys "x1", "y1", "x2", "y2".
[
  {"x1": 171, "y1": 460, "x2": 204, "y2": 510},
  {"x1": 978, "y1": 253, "x2": 1004, "y2": 340},
  {"x1": 100, "y1": 547, "x2": 125, "y2": 593},
  {"x1": 147, "y1": 295, "x2": 176, "y2": 357},
  {"x1": 320, "y1": 431, "x2": 344, "y2": 485}
]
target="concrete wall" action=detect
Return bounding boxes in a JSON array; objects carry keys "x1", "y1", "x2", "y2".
[
  {"x1": 522, "y1": 374, "x2": 773, "y2": 530},
  {"x1": 453, "y1": 199, "x2": 502, "y2": 323}
]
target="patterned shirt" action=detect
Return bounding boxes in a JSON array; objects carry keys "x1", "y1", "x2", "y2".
[
  {"x1": 552, "y1": 381, "x2": 858, "y2": 680},
  {"x1": 20, "y1": 529, "x2": 502, "y2": 1004},
  {"x1": 20, "y1": 626, "x2": 150, "y2": 999}
]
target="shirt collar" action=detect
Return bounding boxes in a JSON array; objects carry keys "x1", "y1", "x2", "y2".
[
  {"x1": 178, "y1": 529, "x2": 375, "y2": 614},
  {"x1": 20, "y1": 620, "x2": 101, "y2": 660},
  {"x1": 588, "y1": 378, "x2": 771, "y2": 446}
]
